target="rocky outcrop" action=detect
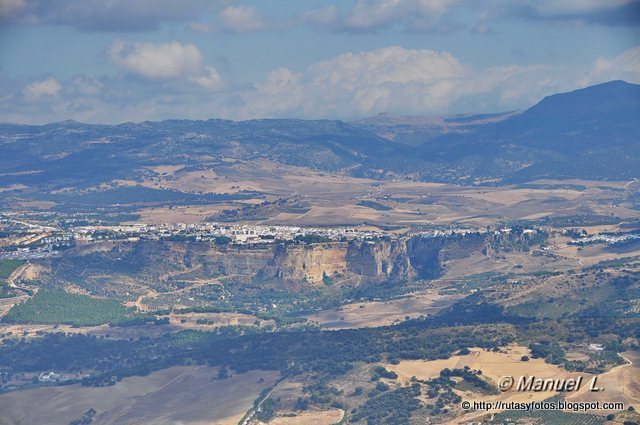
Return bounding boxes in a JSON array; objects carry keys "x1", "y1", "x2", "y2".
[
  {"x1": 191, "y1": 239, "x2": 413, "y2": 284},
  {"x1": 406, "y1": 232, "x2": 486, "y2": 279},
  {"x1": 346, "y1": 239, "x2": 410, "y2": 280},
  {"x1": 260, "y1": 243, "x2": 348, "y2": 284},
  {"x1": 50, "y1": 231, "x2": 503, "y2": 287}
]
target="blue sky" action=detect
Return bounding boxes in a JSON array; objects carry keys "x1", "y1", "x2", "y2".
[{"x1": 0, "y1": 0, "x2": 639, "y2": 124}]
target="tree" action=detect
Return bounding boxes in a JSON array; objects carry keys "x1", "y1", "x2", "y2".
[
  {"x1": 218, "y1": 366, "x2": 229, "y2": 380},
  {"x1": 295, "y1": 398, "x2": 309, "y2": 410}
]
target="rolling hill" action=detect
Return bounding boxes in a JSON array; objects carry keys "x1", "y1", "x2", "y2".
[
  {"x1": 0, "y1": 80, "x2": 637, "y2": 208},
  {"x1": 413, "y1": 80, "x2": 640, "y2": 182}
]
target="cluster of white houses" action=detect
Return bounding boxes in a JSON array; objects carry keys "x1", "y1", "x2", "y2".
[{"x1": 1, "y1": 217, "x2": 546, "y2": 260}]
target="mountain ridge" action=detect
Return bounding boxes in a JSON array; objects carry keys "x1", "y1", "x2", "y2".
[{"x1": 0, "y1": 80, "x2": 638, "y2": 203}]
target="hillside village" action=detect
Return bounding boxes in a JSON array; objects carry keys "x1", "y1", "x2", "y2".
[{"x1": 0, "y1": 215, "x2": 522, "y2": 260}]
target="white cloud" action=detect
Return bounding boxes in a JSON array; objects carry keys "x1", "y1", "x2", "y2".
[
  {"x1": 106, "y1": 40, "x2": 223, "y2": 90},
  {"x1": 6, "y1": 45, "x2": 639, "y2": 124},
  {"x1": 189, "y1": 21, "x2": 213, "y2": 33},
  {"x1": 218, "y1": 5, "x2": 266, "y2": 32},
  {"x1": 345, "y1": 0, "x2": 459, "y2": 31},
  {"x1": 240, "y1": 46, "x2": 529, "y2": 119},
  {"x1": 106, "y1": 39, "x2": 224, "y2": 89},
  {"x1": 300, "y1": 5, "x2": 340, "y2": 30},
  {"x1": 580, "y1": 46, "x2": 640, "y2": 86},
  {"x1": 525, "y1": 0, "x2": 635, "y2": 16},
  {"x1": 7, "y1": 47, "x2": 563, "y2": 123},
  {"x1": 0, "y1": 0, "x2": 25, "y2": 18},
  {"x1": 71, "y1": 75, "x2": 103, "y2": 96},
  {"x1": 107, "y1": 40, "x2": 203, "y2": 80},
  {"x1": 484, "y1": 0, "x2": 640, "y2": 26},
  {"x1": 243, "y1": 46, "x2": 640, "y2": 120},
  {"x1": 299, "y1": 0, "x2": 460, "y2": 32},
  {"x1": 2, "y1": 0, "x2": 210, "y2": 31},
  {"x1": 189, "y1": 67, "x2": 223, "y2": 89},
  {"x1": 235, "y1": 46, "x2": 601, "y2": 120},
  {"x1": 2, "y1": 0, "x2": 637, "y2": 34},
  {"x1": 22, "y1": 77, "x2": 62, "y2": 100},
  {"x1": 299, "y1": 0, "x2": 639, "y2": 32}
]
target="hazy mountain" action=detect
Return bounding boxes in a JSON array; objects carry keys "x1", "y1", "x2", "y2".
[
  {"x1": 0, "y1": 118, "x2": 398, "y2": 190},
  {"x1": 414, "y1": 80, "x2": 640, "y2": 182},
  {"x1": 0, "y1": 80, "x2": 637, "y2": 200},
  {"x1": 351, "y1": 111, "x2": 517, "y2": 146}
]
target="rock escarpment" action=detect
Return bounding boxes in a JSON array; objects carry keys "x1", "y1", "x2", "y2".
[{"x1": 50, "y1": 232, "x2": 500, "y2": 287}]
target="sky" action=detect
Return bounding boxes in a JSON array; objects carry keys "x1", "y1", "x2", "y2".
[{"x1": 0, "y1": 0, "x2": 639, "y2": 124}]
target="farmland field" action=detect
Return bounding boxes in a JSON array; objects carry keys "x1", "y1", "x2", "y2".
[
  {"x1": 0, "y1": 259, "x2": 23, "y2": 281},
  {"x1": 2, "y1": 289, "x2": 143, "y2": 326},
  {"x1": 0, "y1": 366, "x2": 280, "y2": 425},
  {"x1": 0, "y1": 58, "x2": 639, "y2": 425}
]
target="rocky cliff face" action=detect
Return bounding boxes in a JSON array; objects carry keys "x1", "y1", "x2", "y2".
[
  {"x1": 406, "y1": 232, "x2": 486, "y2": 279},
  {"x1": 49, "y1": 232, "x2": 502, "y2": 288},
  {"x1": 346, "y1": 239, "x2": 410, "y2": 280},
  {"x1": 257, "y1": 243, "x2": 348, "y2": 284},
  {"x1": 183, "y1": 238, "x2": 413, "y2": 284}
]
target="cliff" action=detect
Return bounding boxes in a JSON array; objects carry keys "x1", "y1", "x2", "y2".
[{"x1": 47, "y1": 230, "x2": 539, "y2": 290}]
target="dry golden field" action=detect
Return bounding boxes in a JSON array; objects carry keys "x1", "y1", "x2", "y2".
[
  {"x1": 258, "y1": 409, "x2": 344, "y2": 425},
  {"x1": 306, "y1": 288, "x2": 456, "y2": 329},
  {"x1": 49, "y1": 162, "x2": 640, "y2": 228},
  {"x1": 0, "y1": 366, "x2": 279, "y2": 425},
  {"x1": 384, "y1": 346, "x2": 640, "y2": 424},
  {"x1": 567, "y1": 351, "x2": 640, "y2": 411}
]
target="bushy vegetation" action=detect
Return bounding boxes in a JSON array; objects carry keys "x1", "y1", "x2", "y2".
[
  {"x1": 43, "y1": 187, "x2": 259, "y2": 207},
  {"x1": 304, "y1": 380, "x2": 343, "y2": 406},
  {"x1": 2, "y1": 290, "x2": 143, "y2": 326},
  {"x1": 294, "y1": 234, "x2": 331, "y2": 244},
  {"x1": 413, "y1": 367, "x2": 496, "y2": 416},
  {"x1": 371, "y1": 366, "x2": 398, "y2": 380},
  {"x1": 146, "y1": 276, "x2": 420, "y2": 322},
  {"x1": 356, "y1": 200, "x2": 392, "y2": 211},
  {"x1": 432, "y1": 292, "x2": 532, "y2": 326},
  {"x1": 486, "y1": 226, "x2": 548, "y2": 252},
  {"x1": 350, "y1": 384, "x2": 421, "y2": 424},
  {"x1": 0, "y1": 281, "x2": 18, "y2": 298},
  {"x1": 493, "y1": 396, "x2": 605, "y2": 425},
  {"x1": 529, "y1": 214, "x2": 623, "y2": 227},
  {"x1": 68, "y1": 408, "x2": 97, "y2": 425},
  {"x1": 440, "y1": 367, "x2": 496, "y2": 394},
  {"x1": 0, "y1": 259, "x2": 23, "y2": 280},
  {"x1": 529, "y1": 341, "x2": 566, "y2": 364},
  {"x1": 0, "y1": 321, "x2": 514, "y2": 388}
]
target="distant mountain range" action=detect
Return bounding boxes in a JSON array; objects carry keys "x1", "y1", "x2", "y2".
[
  {"x1": 410, "y1": 80, "x2": 640, "y2": 182},
  {"x1": 0, "y1": 80, "x2": 638, "y2": 201}
]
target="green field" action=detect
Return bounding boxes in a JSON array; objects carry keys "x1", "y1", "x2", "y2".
[
  {"x1": 493, "y1": 397, "x2": 606, "y2": 425},
  {"x1": 0, "y1": 259, "x2": 24, "y2": 280},
  {"x1": 0, "y1": 281, "x2": 18, "y2": 298},
  {"x1": 494, "y1": 410, "x2": 605, "y2": 425},
  {"x1": 2, "y1": 289, "x2": 140, "y2": 326}
]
